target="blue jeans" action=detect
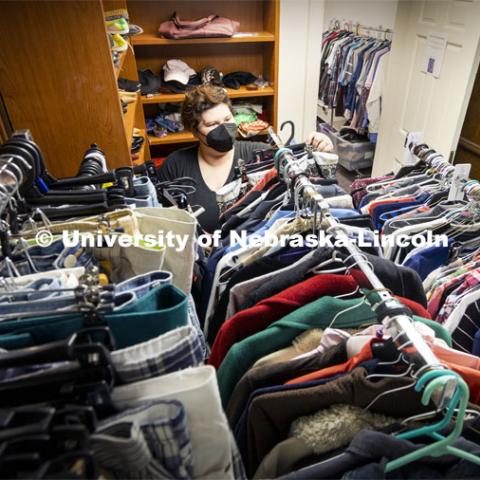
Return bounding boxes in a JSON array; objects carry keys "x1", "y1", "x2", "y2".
[
  {"x1": 0, "y1": 240, "x2": 96, "y2": 276},
  {"x1": 124, "y1": 196, "x2": 156, "y2": 208},
  {"x1": 0, "y1": 277, "x2": 64, "y2": 302},
  {"x1": 116, "y1": 270, "x2": 173, "y2": 298},
  {"x1": 130, "y1": 176, "x2": 160, "y2": 206}
]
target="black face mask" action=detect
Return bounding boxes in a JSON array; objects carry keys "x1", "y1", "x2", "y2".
[{"x1": 202, "y1": 123, "x2": 237, "y2": 153}]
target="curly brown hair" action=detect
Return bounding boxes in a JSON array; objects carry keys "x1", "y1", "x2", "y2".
[{"x1": 181, "y1": 84, "x2": 232, "y2": 133}]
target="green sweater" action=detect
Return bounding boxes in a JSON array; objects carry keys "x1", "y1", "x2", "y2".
[{"x1": 216, "y1": 296, "x2": 439, "y2": 407}]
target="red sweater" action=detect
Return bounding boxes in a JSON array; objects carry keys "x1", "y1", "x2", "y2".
[{"x1": 208, "y1": 272, "x2": 431, "y2": 369}]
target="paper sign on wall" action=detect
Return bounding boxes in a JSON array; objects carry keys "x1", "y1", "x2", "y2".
[{"x1": 423, "y1": 33, "x2": 447, "y2": 78}]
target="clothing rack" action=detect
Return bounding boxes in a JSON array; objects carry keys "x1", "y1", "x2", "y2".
[
  {"x1": 355, "y1": 23, "x2": 393, "y2": 41},
  {"x1": 409, "y1": 143, "x2": 480, "y2": 202},
  {"x1": 274, "y1": 147, "x2": 455, "y2": 403},
  {"x1": 328, "y1": 18, "x2": 393, "y2": 40},
  {"x1": 319, "y1": 18, "x2": 393, "y2": 128}
]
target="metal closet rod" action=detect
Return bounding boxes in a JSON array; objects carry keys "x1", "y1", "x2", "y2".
[
  {"x1": 275, "y1": 148, "x2": 446, "y2": 383},
  {"x1": 329, "y1": 18, "x2": 393, "y2": 38}
]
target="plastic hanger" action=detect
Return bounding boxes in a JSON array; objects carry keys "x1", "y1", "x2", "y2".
[
  {"x1": 385, "y1": 369, "x2": 480, "y2": 472},
  {"x1": 0, "y1": 327, "x2": 115, "y2": 369},
  {"x1": 0, "y1": 334, "x2": 115, "y2": 408}
]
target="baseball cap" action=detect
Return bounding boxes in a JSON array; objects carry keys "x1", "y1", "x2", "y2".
[{"x1": 163, "y1": 59, "x2": 196, "y2": 85}]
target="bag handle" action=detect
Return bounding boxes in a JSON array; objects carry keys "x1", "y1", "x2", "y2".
[{"x1": 171, "y1": 11, "x2": 218, "y2": 30}]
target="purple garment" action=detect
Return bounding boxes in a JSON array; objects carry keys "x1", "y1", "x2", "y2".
[{"x1": 350, "y1": 175, "x2": 394, "y2": 208}]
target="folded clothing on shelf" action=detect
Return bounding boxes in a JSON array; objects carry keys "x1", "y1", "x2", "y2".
[
  {"x1": 232, "y1": 102, "x2": 263, "y2": 126},
  {"x1": 146, "y1": 105, "x2": 184, "y2": 137},
  {"x1": 140, "y1": 63, "x2": 263, "y2": 96},
  {"x1": 238, "y1": 119, "x2": 269, "y2": 138},
  {"x1": 158, "y1": 12, "x2": 240, "y2": 39}
]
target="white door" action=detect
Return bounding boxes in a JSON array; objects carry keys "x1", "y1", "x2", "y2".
[{"x1": 372, "y1": 0, "x2": 480, "y2": 176}]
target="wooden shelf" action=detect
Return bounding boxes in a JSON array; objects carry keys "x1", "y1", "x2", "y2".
[
  {"x1": 114, "y1": 49, "x2": 128, "y2": 79},
  {"x1": 148, "y1": 128, "x2": 269, "y2": 146},
  {"x1": 148, "y1": 131, "x2": 197, "y2": 145},
  {"x1": 122, "y1": 95, "x2": 138, "y2": 150},
  {"x1": 142, "y1": 85, "x2": 275, "y2": 104},
  {"x1": 132, "y1": 32, "x2": 275, "y2": 46}
]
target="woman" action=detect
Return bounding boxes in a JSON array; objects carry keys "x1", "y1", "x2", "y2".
[{"x1": 157, "y1": 84, "x2": 334, "y2": 232}]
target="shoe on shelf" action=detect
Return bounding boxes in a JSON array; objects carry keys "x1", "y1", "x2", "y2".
[
  {"x1": 119, "y1": 90, "x2": 137, "y2": 97},
  {"x1": 106, "y1": 17, "x2": 129, "y2": 35},
  {"x1": 118, "y1": 77, "x2": 141, "y2": 92},
  {"x1": 105, "y1": 8, "x2": 129, "y2": 21},
  {"x1": 131, "y1": 135, "x2": 145, "y2": 153},
  {"x1": 121, "y1": 99, "x2": 128, "y2": 114},
  {"x1": 128, "y1": 24, "x2": 144, "y2": 36},
  {"x1": 119, "y1": 93, "x2": 137, "y2": 105},
  {"x1": 110, "y1": 33, "x2": 128, "y2": 52}
]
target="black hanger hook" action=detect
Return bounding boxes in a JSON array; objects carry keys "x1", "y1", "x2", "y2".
[{"x1": 280, "y1": 120, "x2": 295, "y2": 146}]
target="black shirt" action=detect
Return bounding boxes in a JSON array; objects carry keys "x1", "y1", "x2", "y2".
[{"x1": 157, "y1": 141, "x2": 269, "y2": 232}]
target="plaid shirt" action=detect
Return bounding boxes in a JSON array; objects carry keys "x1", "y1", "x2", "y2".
[
  {"x1": 187, "y1": 294, "x2": 207, "y2": 357},
  {"x1": 142, "y1": 401, "x2": 194, "y2": 480},
  {"x1": 99, "y1": 400, "x2": 194, "y2": 480},
  {"x1": 113, "y1": 325, "x2": 205, "y2": 384},
  {"x1": 428, "y1": 267, "x2": 473, "y2": 318},
  {"x1": 436, "y1": 270, "x2": 480, "y2": 324}
]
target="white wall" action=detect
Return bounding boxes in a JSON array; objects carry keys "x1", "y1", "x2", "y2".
[
  {"x1": 323, "y1": 0, "x2": 398, "y2": 31},
  {"x1": 278, "y1": 0, "x2": 324, "y2": 142}
]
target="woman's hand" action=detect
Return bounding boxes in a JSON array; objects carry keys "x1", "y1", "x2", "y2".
[{"x1": 306, "y1": 131, "x2": 334, "y2": 152}]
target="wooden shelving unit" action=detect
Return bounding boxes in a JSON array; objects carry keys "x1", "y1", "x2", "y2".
[
  {"x1": 132, "y1": 31, "x2": 275, "y2": 45},
  {"x1": 114, "y1": 48, "x2": 128, "y2": 79},
  {"x1": 148, "y1": 128, "x2": 270, "y2": 146},
  {"x1": 128, "y1": 0, "x2": 279, "y2": 157},
  {"x1": 0, "y1": 0, "x2": 140, "y2": 177},
  {"x1": 148, "y1": 131, "x2": 197, "y2": 145},
  {"x1": 0, "y1": 0, "x2": 276, "y2": 174},
  {"x1": 142, "y1": 85, "x2": 275, "y2": 105}
]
